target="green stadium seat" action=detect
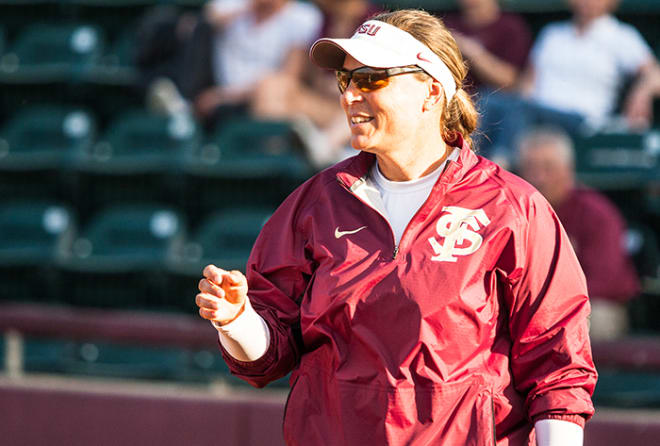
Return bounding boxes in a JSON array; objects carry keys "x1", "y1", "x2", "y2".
[
  {"x1": 594, "y1": 368, "x2": 660, "y2": 408},
  {"x1": 186, "y1": 118, "x2": 311, "y2": 179},
  {"x1": 83, "y1": 29, "x2": 139, "y2": 86},
  {"x1": 73, "y1": 109, "x2": 197, "y2": 174},
  {"x1": 22, "y1": 336, "x2": 192, "y2": 381},
  {"x1": 619, "y1": 0, "x2": 660, "y2": 13},
  {"x1": 0, "y1": 105, "x2": 96, "y2": 203},
  {"x1": 182, "y1": 118, "x2": 312, "y2": 220},
  {"x1": 0, "y1": 24, "x2": 105, "y2": 83},
  {"x1": 0, "y1": 26, "x2": 6, "y2": 57},
  {"x1": 574, "y1": 130, "x2": 660, "y2": 190},
  {"x1": 20, "y1": 335, "x2": 286, "y2": 385},
  {"x1": 56, "y1": 203, "x2": 184, "y2": 309},
  {"x1": 70, "y1": 109, "x2": 198, "y2": 216},
  {"x1": 59, "y1": 203, "x2": 183, "y2": 271},
  {"x1": 0, "y1": 105, "x2": 96, "y2": 171},
  {"x1": 22, "y1": 337, "x2": 74, "y2": 374},
  {"x1": 0, "y1": 200, "x2": 75, "y2": 302},
  {"x1": 625, "y1": 220, "x2": 660, "y2": 282},
  {"x1": 168, "y1": 206, "x2": 273, "y2": 275},
  {"x1": 0, "y1": 200, "x2": 75, "y2": 267}
]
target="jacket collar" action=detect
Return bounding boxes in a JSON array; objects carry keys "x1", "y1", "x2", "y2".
[{"x1": 335, "y1": 133, "x2": 478, "y2": 190}]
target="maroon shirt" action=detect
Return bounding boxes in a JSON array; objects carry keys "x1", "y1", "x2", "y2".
[
  {"x1": 556, "y1": 187, "x2": 640, "y2": 302},
  {"x1": 444, "y1": 12, "x2": 532, "y2": 90}
]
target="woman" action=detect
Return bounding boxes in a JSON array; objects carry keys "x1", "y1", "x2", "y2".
[{"x1": 195, "y1": 9, "x2": 597, "y2": 446}]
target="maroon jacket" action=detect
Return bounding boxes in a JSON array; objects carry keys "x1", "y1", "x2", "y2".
[{"x1": 220, "y1": 142, "x2": 597, "y2": 445}]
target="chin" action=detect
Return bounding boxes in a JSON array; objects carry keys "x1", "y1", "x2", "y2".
[{"x1": 350, "y1": 135, "x2": 376, "y2": 153}]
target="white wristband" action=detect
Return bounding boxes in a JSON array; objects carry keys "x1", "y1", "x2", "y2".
[
  {"x1": 212, "y1": 298, "x2": 271, "y2": 362},
  {"x1": 535, "y1": 419, "x2": 583, "y2": 446}
]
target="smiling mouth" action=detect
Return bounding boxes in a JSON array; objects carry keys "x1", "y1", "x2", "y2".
[{"x1": 350, "y1": 116, "x2": 373, "y2": 125}]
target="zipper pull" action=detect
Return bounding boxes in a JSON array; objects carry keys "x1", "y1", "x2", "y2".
[{"x1": 393, "y1": 246, "x2": 399, "y2": 259}]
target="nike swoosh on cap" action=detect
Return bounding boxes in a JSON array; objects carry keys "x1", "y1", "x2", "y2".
[
  {"x1": 335, "y1": 226, "x2": 367, "y2": 239},
  {"x1": 416, "y1": 52, "x2": 432, "y2": 63}
]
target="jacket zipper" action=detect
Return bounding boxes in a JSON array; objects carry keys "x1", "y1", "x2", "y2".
[
  {"x1": 338, "y1": 175, "x2": 444, "y2": 261},
  {"x1": 337, "y1": 177, "x2": 399, "y2": 259},
  {"x1": 491, "y1": 395, "x2": 497, "y2": 446}
]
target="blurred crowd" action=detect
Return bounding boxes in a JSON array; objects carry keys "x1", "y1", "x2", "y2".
[{"x1": 133, "y1": 0, "x2": 660, "y2": 340}]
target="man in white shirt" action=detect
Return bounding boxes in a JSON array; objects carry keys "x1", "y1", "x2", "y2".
[
  {"x1": 192, "y1": 0, "x2": 322, "y2": 127},
  {"x1": 522, "y1": 0, "x2": 660, "y2": 130}
]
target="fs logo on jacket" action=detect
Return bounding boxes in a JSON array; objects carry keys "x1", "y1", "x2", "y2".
[{"x1": 428, "y1": 206, "x2": 491, "y2": 262}]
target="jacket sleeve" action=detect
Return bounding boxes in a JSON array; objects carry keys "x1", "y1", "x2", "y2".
[
  {"x1": 219, "y1": 188, "x2": 315, "y2": 388},
  {"x1": 505, "y1": 192, "x2": 597, "y2": 427}
]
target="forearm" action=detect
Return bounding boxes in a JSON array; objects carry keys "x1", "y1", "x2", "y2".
[
  {"x1": 636, "y1": 61, "x2": 660, "y2": 95},
  {"x1": 212, "y1": 298, "x2": 271, "y2": 362}
]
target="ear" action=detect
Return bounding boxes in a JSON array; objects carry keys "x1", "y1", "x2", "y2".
[{"x1": 422, "y1": 79, "x2": 445, "y2": 112}]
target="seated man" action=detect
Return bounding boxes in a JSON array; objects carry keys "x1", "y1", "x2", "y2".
[
  {"x1": 519, "y1": 0, "x2": 660, "y2": 132},
  {"x1": 518, "y1": 126, "x2": 641, "y2": 340}
]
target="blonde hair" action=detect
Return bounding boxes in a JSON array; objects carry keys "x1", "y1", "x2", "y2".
[{"x1": 370, "y1": 9, "x2": 479, "y2": 148}]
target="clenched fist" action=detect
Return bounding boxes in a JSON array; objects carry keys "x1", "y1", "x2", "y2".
[{"x1": 196, "y1": 264, "x2": 248, "y2": 326}]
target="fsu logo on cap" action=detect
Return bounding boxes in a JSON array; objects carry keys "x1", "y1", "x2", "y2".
[{"x1": 356, "y1": 24, "x2": 381, "y2": 36}]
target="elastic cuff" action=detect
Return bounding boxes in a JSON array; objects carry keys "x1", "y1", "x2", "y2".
[{"x1": 532, "y1": 414, "x2": 586, "y2": 429}]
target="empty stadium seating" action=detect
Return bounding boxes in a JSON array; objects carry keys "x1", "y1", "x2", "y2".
[
  {"x1": 0, "y1": 23, "x2": 106, "y2": 83},
  {"x1": 56, "y1": 203, "x2": 185, "y2": 309},
  {"x1": 69, "y1": 109, "x2": 197, "y2": 218},
  {"x1": 574, "y1": 131, "x2": 660, "y2": 190},
  {"x1": 0, "y1": 104, "x2": 96, "y2": 201},
  {"x1": 181, "y1": 118, "x2": 312, "y2": 221},
  {"x1": 0, "y1": 200, "x2": 75, "y2": 302}
]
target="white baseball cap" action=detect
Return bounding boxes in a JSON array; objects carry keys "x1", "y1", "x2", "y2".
[{"x1": 310, "y1": 20, "x2": 457, "y2": 101}]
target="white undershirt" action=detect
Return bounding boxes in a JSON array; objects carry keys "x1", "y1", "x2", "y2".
[
  {"x1": 368, "y1": 148, "x2": 458, "y2": 245},
  {"x1": 212, "y1": 147, "x2": 582, "y2": 445}
]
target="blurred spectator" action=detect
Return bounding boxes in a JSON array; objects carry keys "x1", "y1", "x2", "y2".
[
  {"x1": 518, "y1": 126, "x2": 641, "y2": 340},
  {"x1": 518, "y1": 0, "x2": 660, "y2": 132},
  {"x1": 183, "y1": 0, "x2": 323, "y2": 130},
  {"x1": 443, "y1": 0, "x2": 532, "y2": 165},
  {"x1": 288, "y1": 0, "x2": 382, "y2": 168},
  {"x1": 134, "y1": 5, "x2": 198, "y2": 115},
  {"x1": 444, "y1": 0, "x2": 531, "y2": 92}
]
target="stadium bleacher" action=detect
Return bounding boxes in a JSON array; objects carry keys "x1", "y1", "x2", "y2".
[{"x1": 0, "y1": 1, "x2": 659, "y2": 445}]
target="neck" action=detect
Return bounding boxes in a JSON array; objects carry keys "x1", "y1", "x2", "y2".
[
  {"x1": 463, "y1": 2, "x2": 500, "y2": 27},
  {"x1": 376, "y1": 140, "x2": 450, "y2": 181},
  {"x1": 573, "y1": 13, "x2": 605, "y2": 33},
  {"x1": 253, "y1": 2, "x2": 286, "y2": 23}
]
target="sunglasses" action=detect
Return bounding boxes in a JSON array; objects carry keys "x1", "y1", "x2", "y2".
[{"x1": 335, "y1": 66, "x2": 425, "y2": 94}]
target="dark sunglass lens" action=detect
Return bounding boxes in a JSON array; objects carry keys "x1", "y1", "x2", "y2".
[
  {"x1": 353, "y1": 70, "x2": 389, "y2": 92},
  {"x1": 336, "y1": 71, "x2": 350, "y2": 93}
]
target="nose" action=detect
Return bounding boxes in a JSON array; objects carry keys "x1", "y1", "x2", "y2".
[{"x1": 341, "y1": 82, "x2": 363, "y2": 107}]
